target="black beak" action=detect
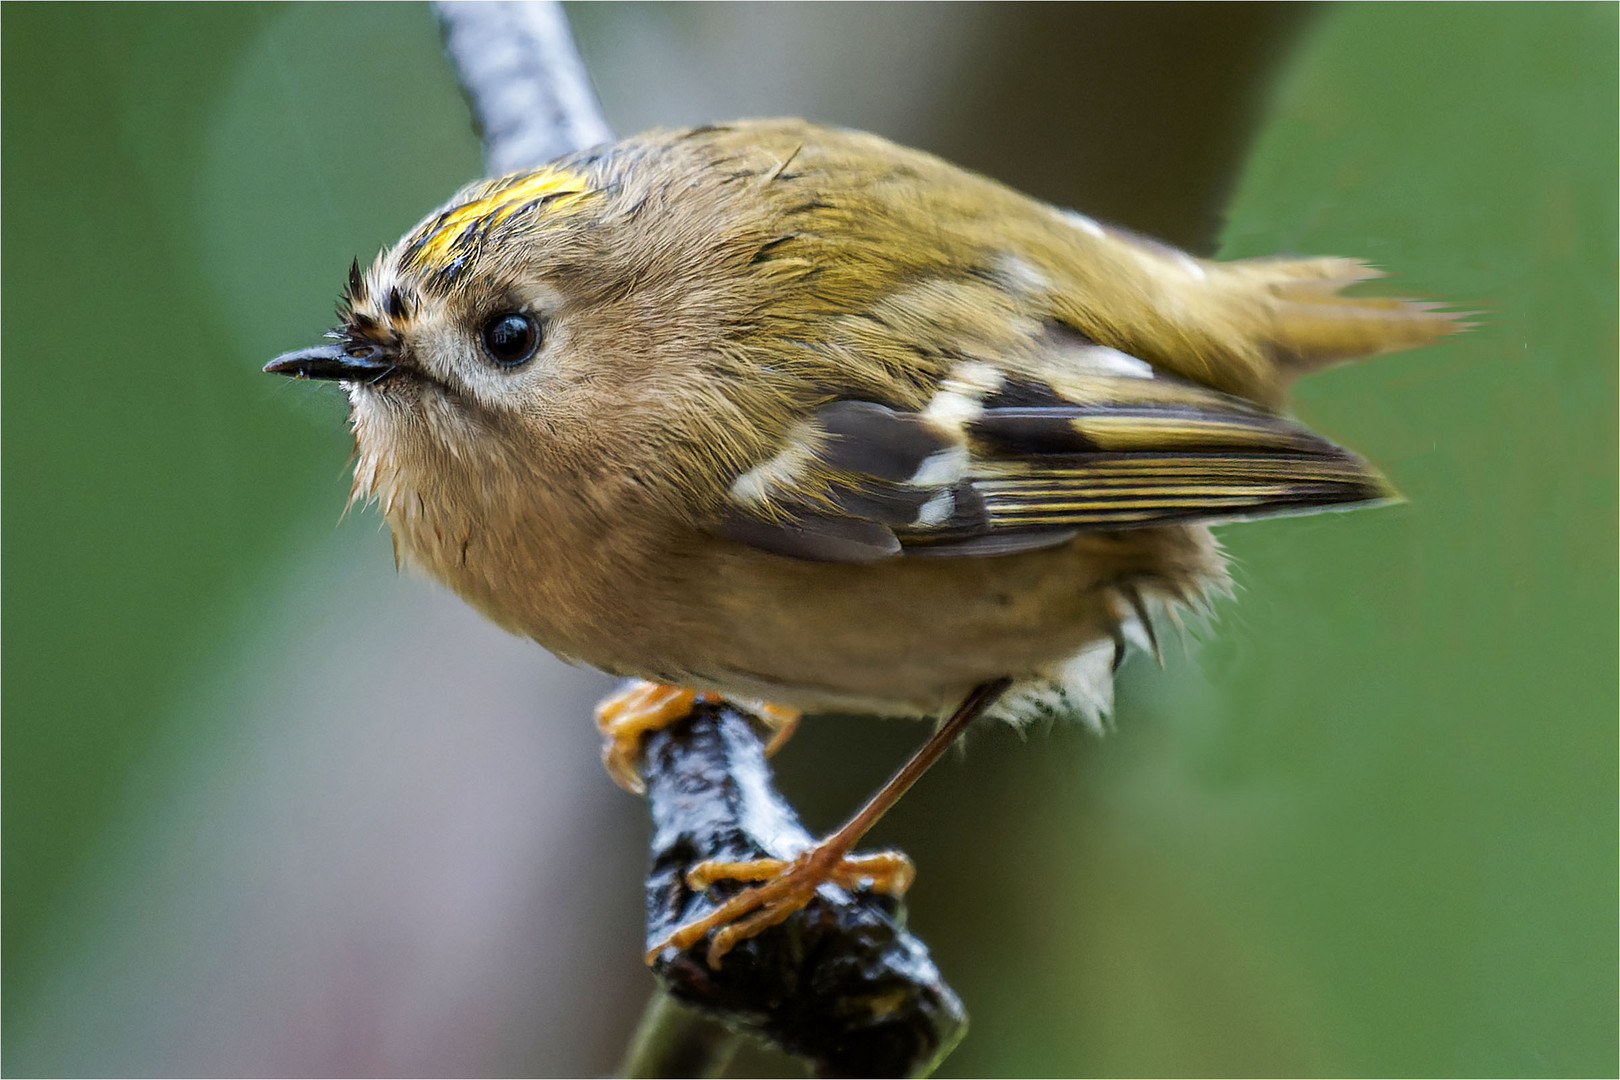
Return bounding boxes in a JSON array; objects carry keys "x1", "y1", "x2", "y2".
[{"x1": 263, "y1": 342, "x2": 395, "y2": 382}]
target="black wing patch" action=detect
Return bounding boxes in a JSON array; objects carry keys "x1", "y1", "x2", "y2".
[
  {"x1": 717, "y1": 373, "x2": 1391, "y2": 562},
  {"x1": 718, "y1": 510, "x2": 902, "y2": 562},
  {"x1": 815, "y1": 401, "x2": 953, "y2": 480},
  {"x1": 717, "y1": 401, "x2": 955, "y2": 562}
]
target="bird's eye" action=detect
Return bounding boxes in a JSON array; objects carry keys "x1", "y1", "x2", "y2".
[{"x1": 480, "y1": 311, "x2": 541, "y2": 367}]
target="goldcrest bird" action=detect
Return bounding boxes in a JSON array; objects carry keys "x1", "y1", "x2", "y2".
[{"x1": 267, "y1": 119, "x2": 1458, "y2": 966}]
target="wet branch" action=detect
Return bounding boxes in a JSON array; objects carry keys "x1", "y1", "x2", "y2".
[{"x1": 637, "y1": 701, "x2": 966, "y2": 1078}]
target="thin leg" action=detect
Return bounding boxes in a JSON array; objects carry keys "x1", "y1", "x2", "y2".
[
  {"x1": 648, "y1": 678, "x2": 1012, "y2": 968},
  {"x1": 813, "y1": 678, "x2": 1010, "y2": 858},
  {"x1": 729, "y1": 697, "x2": 802, "y2": 757},
  {"x1": 761, "y1": 711, "x2": 801, "y2": 757}
]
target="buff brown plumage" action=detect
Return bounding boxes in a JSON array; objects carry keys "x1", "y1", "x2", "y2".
[{"x1": 267, "y1": 119, "x2": 1461, "y2": 964}]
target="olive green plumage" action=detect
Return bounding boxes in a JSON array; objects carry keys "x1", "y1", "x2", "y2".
[{"x1": 271, "y1": 119, "x2": 1459, "y2": 725}]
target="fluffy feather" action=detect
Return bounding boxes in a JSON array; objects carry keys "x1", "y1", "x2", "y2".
[{"x1": 312, "y1": 120, "x2": 1460, "y2": 727}]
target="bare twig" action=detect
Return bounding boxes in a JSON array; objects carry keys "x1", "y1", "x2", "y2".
[
  {"x1": 429, "y1": 5, "x2": 967, "y2": 1075},
  {"x1": 641, "y1": 702, "x2": 967, "y2": 1078},
  {"x1": 434, "y1": 0, "x2": 612, "y2": 175}
]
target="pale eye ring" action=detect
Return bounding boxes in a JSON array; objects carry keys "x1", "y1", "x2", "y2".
[{"x1": 480, "y1": 311, "x2": 541, "y2": 367}]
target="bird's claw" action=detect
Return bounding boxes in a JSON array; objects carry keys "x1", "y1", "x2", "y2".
[
  {"x1": 647, "y1": 848, "x2": 916, "y2": 969},
  {"x1": 594, "y1": 681, "x2": 703, "y2": 794},
  {"x1": 594, "y1": 683, "x2": 802, "y2": 793}
]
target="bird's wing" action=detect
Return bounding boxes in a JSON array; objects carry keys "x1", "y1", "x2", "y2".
[{"x1": 715, "y1": 341, "x2": 1392, "y2": 563}]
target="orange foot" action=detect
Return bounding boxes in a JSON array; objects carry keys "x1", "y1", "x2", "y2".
[
  {"x1": 646, "y1": 679, "x2": 1013, "y2": 971},
  {"x1": 646, "y1": 847, "x2": 916, "y2": 969},
  {"x1": 594, "y1": 681, "x2": 802, "y2": 794},
  {"x1": 729, "y1": 697, "x2": 802, "y2": 757}
]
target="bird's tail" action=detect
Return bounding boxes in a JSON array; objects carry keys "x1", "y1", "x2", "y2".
[{"x1": 1222, "y1": 255, "x2": 1469, "y2": 388}]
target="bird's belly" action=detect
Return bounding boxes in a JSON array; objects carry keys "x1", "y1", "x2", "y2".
[
  {"x1": 400, "y1": 498, "x2": 1222, "y2": 720},
  {"x1": 620, "y1": 525, "x2": 1224, "y2": 718}
]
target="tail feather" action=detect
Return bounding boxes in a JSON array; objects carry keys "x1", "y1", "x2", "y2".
[{"x1": 1228, "y1": 256, "x2": 1470, "y2": 383}]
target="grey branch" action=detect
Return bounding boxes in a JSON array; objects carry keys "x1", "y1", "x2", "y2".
[{"x1": 434, "y1": 0, "x2": 613, "y2": 174}]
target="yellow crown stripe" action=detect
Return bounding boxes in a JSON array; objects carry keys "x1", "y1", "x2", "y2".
[{"x1": 408, "y1": 168, "x2": 595, "y2": 270}]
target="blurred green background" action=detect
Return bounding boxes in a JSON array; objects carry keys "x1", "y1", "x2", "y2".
[{"x1": 3, "y1": 3, "x2": 1614, "y2": 1076}]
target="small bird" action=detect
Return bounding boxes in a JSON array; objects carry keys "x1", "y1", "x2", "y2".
[{"x1": 267, "y1": 120, "x2": 1458, "y2": 966}]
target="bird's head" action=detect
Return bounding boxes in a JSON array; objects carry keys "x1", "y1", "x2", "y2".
[{"x1": 263, "y1": 136, "x2": 805, "y2": 530}]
